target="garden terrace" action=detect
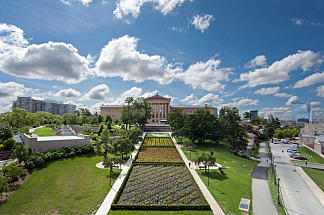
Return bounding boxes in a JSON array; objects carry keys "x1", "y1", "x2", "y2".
[
  {"x1": 142, "y1": 137, "x2": 174, "y2": 147},
  {"x1": 145, "y1": 133, "x2": 170, "y2": 138},
  {"x1": 136, "y1": 147, "x2": 183, "y2": 163},
  {"x1": 113, "y1": 164, "x2": 208, "y2": 208}
]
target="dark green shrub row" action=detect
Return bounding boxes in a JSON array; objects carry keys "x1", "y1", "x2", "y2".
[
  {"x1": 133, "y1": 162, "x2": 185, "y2": 166},
  {"x1": 110, "y1": 204, "x2": 211, "y2": 210},
  {"x1": 141, "y1": 145, "x2": 176, "y2": 148},
  {"x1": 25, "y1": 145, "x2": 94, "y2": 169}
]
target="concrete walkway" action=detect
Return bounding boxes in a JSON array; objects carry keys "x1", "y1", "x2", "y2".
[
  {"x1": 293, "y1": 162, "x2": 324, "y2": 170},
  {"x1": 95, "y1": 143, "x2": 141, "y2": 215},
  {"x1": 296, "y1": 167, "x2": 324, "y2": 208},
  {"x1": 246, "y1": 138, "x2": 254, "y2": 157},
  {"x1": 172, "y1": 137, "x2": 225, "y2": 215},
  {"x1": 252, "y1": 142, "x2": 278, "y2": 215}
]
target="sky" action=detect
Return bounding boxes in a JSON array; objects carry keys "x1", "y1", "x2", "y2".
[{"x1": 1, "y1": 0, "x2": 324, "y2": 120}]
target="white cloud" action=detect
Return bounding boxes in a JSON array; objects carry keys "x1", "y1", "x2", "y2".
[
  {"x1": 95, "y1": 35, "x2": 181, "y2": 85},
  {"x1": 254, "y1": 86, "x2": 279, "y2": 95},
  {"x1": 274, "y1": 93, "x2": 292, "y2": 98},
  {"x1": 245, "y1": 55, "x2": 267, "y2": 68},
  {"x1": 222, "y1": 98, "x2": 259, "y2": 107},
  {"x1": 180, "y1": 94, "x2": 198, "y2": 104},
  {"x1": 82, "y1": 84, "x2": 110, "y2": 101},
  {"x1": 311, "y1": 101, "x2": 321, "y2": 106},
  {"x1": 291, "y1": 18, "x2": 303, "y2": 25},
  {"x1": 259, "y1": 106, "x2": 292, "y2": 120},
  {"x1": 191, "y1": 14, "x2": 213, "y2": 33},
  {"x1": 60, "y1": 0, "x2": 72, "y2": 6},
  {"x1": 114, "y1": 0, "x2": 189, "y2": 19},
  {"x1": 315, "y1": 85, "x2": 324, "y2": 98},
  {"x1": 236, "y1": 50, "x2": 324, "y2": 89},
  {"x1": 0, "y1": 23, "x2": 91, "y2": 84},
  {"x1": 54, "y1": 88, "x2": 81, "y2": 98},
  {"x1": 59, "y1": 0, "x2": 93, "y2": 6},
  {"x1": 293, "y1": 71, "x2": 324, "y2": 88},
  {"x1": 0, "y1": 81, "x2": 34, "y2": 113},
  {"x1": 286, "y1": 96, "x2": 299, "y2": 105},
  {"x1": 176, "y1": 58, "x2": 232, "y2": 92}
]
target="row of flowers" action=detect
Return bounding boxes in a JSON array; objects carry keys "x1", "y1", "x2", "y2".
[
  {"x1": 142, "y1": 137, "x2": 174, "y2": 147},
  {"x1": 136, "y1": 147, "x2": 182, "y2": 163},
  {"x1": 117, "y1": 165, "x2": 206, "y2": 205}
]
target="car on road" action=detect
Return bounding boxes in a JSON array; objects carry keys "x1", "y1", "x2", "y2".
[
  {"x1": 287, "y1": 148, "x2": 298, "y2": 153},
  {"x1": 273, "y1": 138, "x2": 279, "y2": 144},
  {"x1": 293, "y1": 155, "x2": 307, "y2": 160}
]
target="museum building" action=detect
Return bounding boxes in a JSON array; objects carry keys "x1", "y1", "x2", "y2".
[{"x1": 100, "y1": 93, "x2": 218, "y2": 123}]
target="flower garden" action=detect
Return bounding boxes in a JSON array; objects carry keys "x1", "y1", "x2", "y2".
[
  {"x1": 111, "y1": 133, "x2": 211, "y2": 211},
  {"x1": 137, "y1": 147, "x2": 182, "y2": 163},
  {"x1": 142, "y1": 137, "x2": 174, "y2": 147}
]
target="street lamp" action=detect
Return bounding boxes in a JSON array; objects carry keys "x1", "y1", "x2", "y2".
[
  {"x1": 273, "y1": 165, "x2": 277, "y2": 185},
  {"x1": 276, "y1": 178, "x2": 281, "y2": 205}
]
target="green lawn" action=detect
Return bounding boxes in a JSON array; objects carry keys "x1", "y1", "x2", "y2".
[
  {"x1": 302, "y1": 167, "x2": 324, "y2": 192},
  {"x1": 268, "y1": 166, "x2": 287, "y2": 215},
  {"x1": 0, "y1": 155, "x2": 120, "y2": 215},
  {"x1": 109, "y1": 210, "x2": 213, "y2": 215},
  {"x1": 299, "y1": 147, "x2": 324, "y2": 164},
  {"x1": 33, "y1": 127, "x2": 57, "y2": 136},
  {"x1": 145, "y1": 132, "x2": 170, "y2": 138},
  {"x1": 182, "y1": 141, "x2": 258, "y2": 215}
]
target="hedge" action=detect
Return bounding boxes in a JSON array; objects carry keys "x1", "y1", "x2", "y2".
[
  {"x1": 133, "y1": 162, "x2": 185, "y2": 166},
  {"x1": 110, "y1": 204, "x2": 211, "y2": 210},
  {"x1": 112, "y1": 163, "x2": 134, "y2": 204}
]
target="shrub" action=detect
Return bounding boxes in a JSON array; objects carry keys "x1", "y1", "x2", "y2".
[
  {"x1": 12, "y1": 144, "x2": 30, "y2": 163},
  {"x1": 3, "y1": 138, "x2": 16, "y2": 150},
  {"x1": 2, "y1": 163, "x2": 27, "y2": 182},
  {"x1": 30, "y1": 155, "x2": 45, "y2": 168},
  {"x1": 0, "y1": 175, "x2": 9, "y2": 197},
  {"x1": 25, "y1": 160, "x2": 35, "y2": 170}
]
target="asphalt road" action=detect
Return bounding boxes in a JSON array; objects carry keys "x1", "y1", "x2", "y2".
[{"x1": 271, "y1": 143, "x2": 324, "y2": 215}]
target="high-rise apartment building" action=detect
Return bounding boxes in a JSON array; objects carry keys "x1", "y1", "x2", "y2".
[
  {"x1": 12, "y1": 97, "x2": 76, "y2": 115},
  {"x1": 291, "y1": 102, "x2": 312, "y2": 123}
]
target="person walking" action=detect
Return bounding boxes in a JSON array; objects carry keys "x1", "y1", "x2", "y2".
[{"x1": 189, "y1": 162, "x2": 191, "y2": 168}]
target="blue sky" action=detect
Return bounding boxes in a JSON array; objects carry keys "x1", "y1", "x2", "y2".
[{"x1": 1, "y1": 0, "x2": 324, "y2": 120}]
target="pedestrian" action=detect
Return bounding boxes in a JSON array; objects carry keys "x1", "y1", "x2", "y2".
[
  {"x1": 305, "y1": 161, "x2": 308, "y2": 166},
  {"x1": 189, "y1": 162, "x2": 191, "y2": 168},
  {"x1": 282, "y1": 150, "x2": 284, "y2": 153},
  {"x1": 266, "y1": 159, "x2": 268, "y2": 163}
]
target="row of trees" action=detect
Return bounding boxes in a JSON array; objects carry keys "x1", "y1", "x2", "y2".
[
  {"x1": 168, "y1": 107, "x2": 248, "y2": 154},
  {"x1": 273, "y1": 127, "x2": 299, "y2": 139}
]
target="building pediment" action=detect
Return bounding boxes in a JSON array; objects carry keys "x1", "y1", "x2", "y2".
[{"x1": 145, "y1": 95, "x2": 171, "y2": 101}]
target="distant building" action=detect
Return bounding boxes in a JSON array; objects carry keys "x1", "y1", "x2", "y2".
[
  {"x1": 268, "y1": 114, "x2": 274, "y2": 122},
  {"x1": 12, "y1": 97, "x2": 76, "y2": 115},
  {"x1": 100, "y1": 93, "x2": 218, "y2": 123},
  {"x1": 250, "y1": 110, "x2": 258, "y2": 119},
  {"x1": 291, "y1": 102, "x2": 312, "y2": 123},
  {"x1": 300, "y1": 123, "x2": 324, "y2": 136}
]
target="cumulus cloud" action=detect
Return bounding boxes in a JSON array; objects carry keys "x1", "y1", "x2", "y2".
[
  {"x1": 311, "y1": 101, "x2": 321, "y2": 106},
  {"x1": 245, "y1": 55, "x2": 267, "y2": 68},
  {"x1": 176, "y1": 58, "x2": 232, "y2": 92},
  {"x1": 180, "y1": 93, "x2": 223, "y2": 105},
  {"x1": 291, "y1": 18, "x2": 303, "y2": 26},
  {"x1": 254, "y1": 86, "x2": 279, "y2": 95},
  {"x1": 54, "y1": 88, "x2": 81, "y2": 98},
  {"x1": 191, "y1": 14, "x2": 213, "y2": 33},
  {"x1": 59, "y1": 0, "x2": 93, "y2": 6},
  {"x1": 235, "y1": 50, "x2": 324, "y2": 89},
  {"x1": 0, "y1": 23, "x2": 91, "y2": 84},
  {"x1": 286, "y1": 96, "x2": 299, "y2": 105},
  {"x1": 293, "y1": 71, "x2": 324, "y2": 88},
  {"x1": 95, "y1": 35, "x2": 181, "y2": 85},
  {"x1": 114, "y1": 0, "x2": 189, "y2": 19},
  {"x1": 274, "y1": 93, "x2": 292, "y2": 98},
  {"x1": 222, "y1": 98, "x2": 259, "y2": 107},
  {"x1": 259, "y1": 106, "x2": 292, "y2": 120},
  {"x1": 180, "y1": 94, "x2": 198, "y2": 104},
  {"x1": 82, "y1": 84, "x2": 110, "y2": 101},
  {"x1": 315, "y1": 85, "x2": 324, "y2": 98}
]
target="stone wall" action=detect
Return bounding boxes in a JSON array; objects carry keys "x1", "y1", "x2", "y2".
[{"x1": 23, "y1": 134, "x2": 90, "y2": 153}]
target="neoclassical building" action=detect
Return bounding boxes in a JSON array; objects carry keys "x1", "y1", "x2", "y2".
[{"x1": 100, "y1": 93, "x2": 218, "y2": 123}]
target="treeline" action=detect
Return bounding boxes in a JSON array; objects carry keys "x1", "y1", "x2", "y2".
[
  {"x1": 168, "y1": 107, "x2": 248, "y2": 154},
  {"x1": 273, "y1": 127, "x2": 299, "y2": 139}
]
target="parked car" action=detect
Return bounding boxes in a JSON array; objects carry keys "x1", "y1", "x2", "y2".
[
  {"x1": 293, "y1": 155, "x2": 307, "y2": 160},
  {"x1": 289, "y1": 152, "x2": 301, "y2": 158},
  {"x1": 287, "y1": 148, "x2": 298, "y2": 153},
  {"x1": 273, "y1": 138, "x2": 279, "y2": 144}
]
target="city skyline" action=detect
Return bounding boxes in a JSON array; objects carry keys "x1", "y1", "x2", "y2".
[{"x1": 1, "y1": 0, "x2": 324, "y2": 120}]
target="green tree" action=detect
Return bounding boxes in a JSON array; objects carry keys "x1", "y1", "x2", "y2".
[
  {"x1": 0, "y1": 123, "x2": 13, "y2": 142},
  {"x1": 62, "y1": 113, "x2": 78, "y2": 125},
  {"x1": 243, "y1": 112, "x2": 251, "y2": 120},
  {"x1": 12, "y1": 144, "x2": 30, "y2": 163},
  {"x1": 0, "y1": 175, "x2": 8, "y2": 198},
  {"x1": 219, "y1": 107, "x2": 247, "y2": 153}
]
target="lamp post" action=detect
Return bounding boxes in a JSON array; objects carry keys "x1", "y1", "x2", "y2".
[
  {"x1": 208, "y1": 165, "x2": 210, "y2": 186},
  {"x1": 274, "y1": 164, "x2": 277, "y2": 185},
  {"x1": 276, "y1": 178, "x2": 281, "y2": 205}
]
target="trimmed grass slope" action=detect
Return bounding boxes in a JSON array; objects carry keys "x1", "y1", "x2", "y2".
[
  {"x1": 33, "y1": 127, "x2": 57, "y2": 136},
  {"x1": 182, "y1": 141, "x2": 258, "y2": 215},
  {"x1": 302, "y1": 167, "x2": 324, "y2": 192},
  {"x1": 0, "y1": 155, "x2": 120, "y2": 215},
  {"x1": 299, "y1": 147, "x2": 324, "y2": 164}
]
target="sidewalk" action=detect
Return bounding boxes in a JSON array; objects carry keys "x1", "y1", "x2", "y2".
[
  {"x1": 95, "y1": 143, "x2": 141, "y2": 215},
  {"x1": 296, "y1": 167, "x2": 324, "y2": 208},
  {"x1": 172, "y1": 136, "x2": 225, "y2": 215},
  {"x1": 252, "y1": 142, "x2": 278, "y2": 215}
]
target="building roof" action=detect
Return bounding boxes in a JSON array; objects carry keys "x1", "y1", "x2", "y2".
[
  {"x1": 172, "y1": 105, "x2": 216, "y2": 109},
  {"x1": 37, "y1": 136, "x2": 84, "y2": 141},
  {"x1": 101, "y1": 105, "x2": 124, "y2": 108},
  {"x1": 146, "y1": 93, "x2": 171, "y2": 101},
  {"x1": 315, "y1": 136, "x2": 324, "y2": 142}
]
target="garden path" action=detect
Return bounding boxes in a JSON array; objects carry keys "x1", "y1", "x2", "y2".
[{"x1": 171, "y1": 135, "x2": 225, "y2": 215}]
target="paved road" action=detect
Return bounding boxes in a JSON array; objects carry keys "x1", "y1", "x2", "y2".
[
  {"x1": 252, "y1": 142, "x2": 278, "y2": 215},
  {"x1": 271, "y1": 143, "x2": 324, "y2": 215}
]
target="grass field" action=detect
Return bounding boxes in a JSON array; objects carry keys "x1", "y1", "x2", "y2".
[
  {"x1": 109, "y1": 210, "x2": 213, "y2": 215},
  {"x1": 145, "y1": 133, "x2": 170, "y2": 138},
  {"x1": 302, "y1": 167, "x2": 324, "y2": 192},
  {"x1": 33, "y1": 127, "x2": 57, "y2": 136},
  {"x1": 299, "y1": 147, "x2": 324, "y2": 164},
  {"x1": 182, "y1": 141, "x2": 258, "y2": 215},
  {"x1": 0, "y1": 155, "x2": 120, "y2": 215},
  {"x1": 268, "y1": 166, "x2": 287, "y2": 215}
]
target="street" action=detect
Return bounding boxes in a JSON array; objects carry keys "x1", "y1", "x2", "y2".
[{"x1": 271, "y1": 143, "x2": 324, "y2": 215}]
